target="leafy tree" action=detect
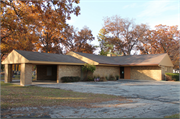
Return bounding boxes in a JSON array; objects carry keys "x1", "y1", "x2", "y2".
[
  {"x1": 97, "y1": 28, "x2": 112, "y2": 56},
  {"x1": 35, "y1": 0, "x2": 80, "y2": 53},
  {"x1": 65, "y1": 26, "x2": 96, "y2": 54},
  {"x1": 102, "y1": 15, "x2": 149, "y2": 56},
  {"x1": 139, "y1": 24, "x2": 180, "y2": 69},
  {"x1": 0, "y1": 0, "x2": 81, "y2": 58},
  {"x1": 1, "y1": 0, "x2": 40, "y2": 58},
  {"x1": 74, "y1": 26, "x2": 95, "y2": 53}
]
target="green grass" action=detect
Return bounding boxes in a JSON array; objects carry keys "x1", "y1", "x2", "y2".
[
  {"x1": 1, "y1": 81, "x2": 129, "y2": 109},
  {"x1": 164, "y1": 113, "x2": 180, "y2": 118}
]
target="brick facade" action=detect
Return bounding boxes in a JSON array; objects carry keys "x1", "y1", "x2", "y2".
[
  {"x1": 130, "y1": 66, "x2": 162, "y2": 81},
  {"x1": 20, "y1": 63, "x2": 32, "y2": 86},
  {"x1": 36, "y1": 65, "x2": 57, "y2": 81},
  {"x1": 57, "y1": 65, "x2": 81, "y2": 83},
  {"x1": 93, "y1": 66, "x2": 120, "y2": 78}
]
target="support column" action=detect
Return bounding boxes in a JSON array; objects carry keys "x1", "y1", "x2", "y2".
[
  {"x1": 57, "y1": 65, "x2": 61, "y2": 83},
  {"x1": 4, "y1": 64, "x2": 12, "y2": 83},
  {"x1": 20, "y1": 63, "x2": 32, "y2": 86},
  {"x1": 35, "y1": 66, "x2": 37, "y2": 81}
]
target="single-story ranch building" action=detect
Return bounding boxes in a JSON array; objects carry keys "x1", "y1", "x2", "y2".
[{"x1": 2, "y1": 50, "x2": 173, "y2": 86}]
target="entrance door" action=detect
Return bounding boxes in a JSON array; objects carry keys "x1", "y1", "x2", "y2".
[
  {"x1": 120, "y1": 67, "x2": 124, "y2": 79},
  {"x1": 124, "y1": 67, "x2": 131, "y2": 79}
]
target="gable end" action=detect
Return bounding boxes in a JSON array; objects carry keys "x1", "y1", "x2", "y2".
[{"x1": 2, "y1": 50, "x2": 29, "y2": 64}]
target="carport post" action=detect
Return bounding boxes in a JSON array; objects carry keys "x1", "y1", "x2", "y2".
[
  {"x1": 57, "y1": 65, "x2": 61, "y2": 83},
  {"x1": 4, "y1": 64, "x2": 12, "y2": 83},
  {"x1": 20, "y1": 63, "x2": 32, "y2": 86}
]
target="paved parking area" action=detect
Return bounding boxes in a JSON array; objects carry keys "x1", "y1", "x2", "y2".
[{"x1": 33, "y1": 80, "x2": 180, "y2": 118}]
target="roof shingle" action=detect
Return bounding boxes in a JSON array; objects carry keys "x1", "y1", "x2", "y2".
[
  {"x1": 15, "y1": 50, "x2": 85, "y2": 64},
  {"x1": 74, "y1": 52, "x2": 167, "y2": 66}
]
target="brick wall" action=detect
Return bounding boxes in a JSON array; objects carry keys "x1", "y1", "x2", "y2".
[
  {"x1": 36, "y1": 65, "x2": 57, "y2": 81},
  {"x1": 93, "y1": 66, "x2": 120, "y2": 78},
  {"x1": 20, "y1": 63, "x2": 32, "y2": 86},
  {"x1": 4, "y1": 64, "x2": 12, "y2": 83},
  {"x1": 57, "y1": 65, "x2": 81, "y2": 83},
  {"x1": 130, "y1": 66, "x2": 162, "y2": 81}
]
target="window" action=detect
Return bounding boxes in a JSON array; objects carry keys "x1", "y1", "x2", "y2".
[{"x1": 47, "y1": 67, "x2": 52, "y2": 76}]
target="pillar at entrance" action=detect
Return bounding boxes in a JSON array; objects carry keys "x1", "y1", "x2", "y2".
[
  {"x1": 57, "y1": 65, "x2": 61, "y2": 83},
  {"x1": 20, "y1": 63, "x2": 32, "y2": 86},
  {"x1": 4, "y1": 64, "x2": 12, "y2": 83}
]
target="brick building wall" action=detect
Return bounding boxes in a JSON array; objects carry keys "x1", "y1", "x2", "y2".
[
  {"x1": 4, "y1": 64, "x2": 12, "y2": 83},
  {"x1": 20, "y1": 63, "x2": 32, "y2": 86},
  {"x1": 93, "y1": 66, "x2": 120, "y2": 78},
  {"x1": 130, "y1": 66, "x2": 162, "y2": 81},
  {"x1": 36, "y1": 65, "x2": 57, "y2": 81},
  {"x1": 57, "y1": 65, "x2": 81, "y2": 83}
]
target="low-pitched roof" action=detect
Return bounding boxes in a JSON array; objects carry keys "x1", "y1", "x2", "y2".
[
  {"x1": 2, "y1": 50, "x2": 173, "y2": 67},
  {"x1": 68, "y1": 52, "x2": 173, "y2": 67},
  {"x1": 72, "y1": 52, "x2": 119, "y2": 65},
  {"x1": 112, "y1": 54, "x2": 166, "y2": 66},
  {"x1": 2, "y1": 50, "x2": 85, "y2": 65}
]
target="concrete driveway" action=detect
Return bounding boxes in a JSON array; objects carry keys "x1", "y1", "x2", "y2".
[{"x1": 33, "y1": 80, "x2": 180, "y2": 118}]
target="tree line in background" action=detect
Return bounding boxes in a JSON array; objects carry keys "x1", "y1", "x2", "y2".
[
  {"x1": 98, "y1": 15, "x2": 179, "y2": 69},
  {"x1": 1, "y1": 0, "x2": 179, "y2": 69}
]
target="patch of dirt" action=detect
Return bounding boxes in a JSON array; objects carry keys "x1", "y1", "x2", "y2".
[{"x1": 1, "y1": 108, "x2": 51, "y2": 118}]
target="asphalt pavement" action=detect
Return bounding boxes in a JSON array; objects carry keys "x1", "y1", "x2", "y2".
[{"x1": 34, "y1": 80, "x2": 180, "y2": 118}]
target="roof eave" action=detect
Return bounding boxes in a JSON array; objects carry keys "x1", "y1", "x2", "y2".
[
  {"x1": 120, "y1": 64, "x2": 159, "y2": 66},
  {"x1": 28, "y1": 60, "x2": 85, "y2": 65},
  {"x1": 98, "y1": 63, "x2": 159, "y2": 66},
  {"x1": 98, "y1": 63, "x2": 120, "y2": 66}
]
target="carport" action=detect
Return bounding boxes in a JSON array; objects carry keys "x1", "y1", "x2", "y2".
[{"x1": 2, "y1": 50, "x2": 85, "y2": 86}]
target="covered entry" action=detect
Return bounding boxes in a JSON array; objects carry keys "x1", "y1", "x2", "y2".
[
  {"x1": 36, "y1": 65, "x2": 57, "y2": 81},
  {"x1": 2, "y1": 50, "x2": 85, "y2": 86},
  {"x1": 120, "y1": 67, "x2": 124, "y2": 79},
  {"x1": 120, "y1": 67, "x2": 131, "y2": 79}
]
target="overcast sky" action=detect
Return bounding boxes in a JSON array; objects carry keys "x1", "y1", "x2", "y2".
[{"x1": 67, "y1": 0, "x2": 179, "y2": 54}]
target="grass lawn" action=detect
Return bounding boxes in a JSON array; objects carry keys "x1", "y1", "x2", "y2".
[
  {"x1": 1, "y1": 81, "x2": 130, "y2": 109},
  {"x1": 164, "y1": 113, "x2": 180, "y2": 118}
]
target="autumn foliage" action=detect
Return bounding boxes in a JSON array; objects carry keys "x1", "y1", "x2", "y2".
[
  {"x1": 138, "y1": 24, "x2": 179, "y2": 69},
  {"x1": 100, "y1": 15, "x2": 179, "y2": 69},
  {"x1": 0, "y1": 2, "x2": 179, "y2": 69},
  {"x1": 1, "y1": 0, "x2": 82, "y2": 56},
  {"x1": 65, "y1": 26, "x2": 95, "y2": 54}
]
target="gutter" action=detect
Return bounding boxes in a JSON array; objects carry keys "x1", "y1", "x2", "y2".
[
  {"x1": 98, "y1": 63, "x2": 159, "y2": 67},
  {"x1": 120, "y1": 64, "x2": 159, "y2": 66}
]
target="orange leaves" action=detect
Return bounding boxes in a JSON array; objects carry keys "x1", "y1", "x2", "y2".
[
  {"x1": 1, "y1": 0, "x2": 81, "y2": 56},
  {"x1": 64, "y1": 25, "x2": 95, "y2": 54},
  {"x1": 139, "y1": 24, "x2": 180, "y2": 69},
  {"x1": 102, "y1": 15, "x2": 149, "y2": 56}
]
